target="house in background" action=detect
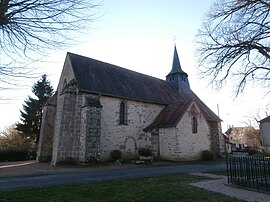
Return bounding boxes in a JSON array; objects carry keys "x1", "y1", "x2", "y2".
[
  {"x1": 223, "y1": 133, "x2": 232, "y2": 154},
  {"x1": 225, "y1": 126, "x2": 261, "y2": 151},
  {"x1": 37, "y1": 46, "x2": 224, "y2": 165},
  {"x1": 259, "y1": 116, "x2": 270, "y2": 152}
]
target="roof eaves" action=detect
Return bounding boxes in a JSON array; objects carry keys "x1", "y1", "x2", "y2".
[{"x1": 78, "y1": 89, "x2": 168, "y2": 106}]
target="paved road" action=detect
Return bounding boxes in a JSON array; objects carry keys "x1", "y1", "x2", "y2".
[{"x1": 0, "y1": 161, "x2": 226, "y2": 191}]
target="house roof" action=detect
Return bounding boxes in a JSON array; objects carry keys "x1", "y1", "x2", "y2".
[
  {"x1": 68, "y1": 52, "x2": 182, "y2": 105},
  {"x1": 66, "y1": 52, "x2": 221, "y2": 130},
  {"x1": 260, "y1": 115, "x2": 270, "y2": 123}
]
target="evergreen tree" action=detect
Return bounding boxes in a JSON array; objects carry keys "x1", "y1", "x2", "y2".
[{"x1": 16, "y1": 75, "x2": 54, "y2": 143}]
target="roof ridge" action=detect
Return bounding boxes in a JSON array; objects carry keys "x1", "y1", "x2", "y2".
[
  {"x1": 66, "y1": 52, "x2": 182, "y2": 104},
  {"x1": 67, "y1": 52, "x2": 168, "y2": 83}
]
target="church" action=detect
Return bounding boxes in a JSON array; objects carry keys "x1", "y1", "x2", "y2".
[{"x1": 37, "y1": 46, "x2": 224, "y2": 165}]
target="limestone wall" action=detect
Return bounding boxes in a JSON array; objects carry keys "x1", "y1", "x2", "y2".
[
  {"x1": 99, "y1": 96, "x2": 164, "y2": 160},
  {"x1": 159, "y1": 103, "x2": 211, "y2": 161}
]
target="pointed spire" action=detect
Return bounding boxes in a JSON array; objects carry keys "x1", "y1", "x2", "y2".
[
  {"x1": 169, "y1": 46, "x2": 187, "y2": 75},
  {"x1": 166, "y1": 45, "x2": 190, "y2": 94}
]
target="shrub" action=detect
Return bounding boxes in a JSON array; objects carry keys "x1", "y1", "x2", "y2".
[
  {"x1": 138, "y1": 148, "x2": 152, "y2": 156},
  {"x1": 0, "y1": 148, "x2": 29, "y2": 161},
  {"x1": 110, "y1": 150, "x2": 122, "y2": 161},
  {"x1": 248, "y1": 149, "x2": 260, "y2": 156},
  {"x1": 201, "y1": 150, "x2": 215, "y2": 161},
  {"x1": 0, "y1": 125, "x2": 36, "y2": 161}
]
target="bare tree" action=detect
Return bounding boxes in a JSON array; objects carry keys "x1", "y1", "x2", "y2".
[
  {"x1": 244, "y1": 104, "x2": 270, "y2": 127},
  {"x1": 196, "y1": 0, "x2": 270, "y2": 95},
  {"x1": 0, "y1": 0, "x2": 99, "y2": 92}
]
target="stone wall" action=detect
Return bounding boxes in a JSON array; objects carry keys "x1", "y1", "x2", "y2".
[
  {"x1": 51, "y1": 91, "x2": 164, "y2": 164},
  {"x1": 79, "y1": 96, "x2": 102, "y2": 163},
  {"x1": 159, "y1": 103, "x2": 211, "y2": 161},
  {"x1": 209, "y1": 121, "x2": 224, "y2": 157},
  {"x1": 99, "y1": 96, "x2": 164, "y2": 160},
  {"x1": 51, "y1": 81, "x2": 83, "y2": 165},
  {"x1": 49, "y1": 67, "x2": 222, "y2": 164},
  {"x1": 37, "y1": 103, "x2": 56, "y2": 162}
]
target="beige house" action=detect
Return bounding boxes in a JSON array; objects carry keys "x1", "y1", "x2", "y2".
[
  {"x1": 37, "y1": 47, "x2": 224, "y2": 165},
  {"x1": 225, "y1": 126, "x2": 261, "y2": 151},
  {"x1": 260, "y1": 116, "x2": 270, "y2": 151}
]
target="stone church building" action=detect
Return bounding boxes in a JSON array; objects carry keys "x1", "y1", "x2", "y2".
[{"x1": 37, "y1": 46, "x2": 224, "y2": 165}]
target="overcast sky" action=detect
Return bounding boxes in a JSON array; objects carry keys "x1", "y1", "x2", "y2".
[{"x1": 1, "y1": 0, "x2": 269, "y2": 132}]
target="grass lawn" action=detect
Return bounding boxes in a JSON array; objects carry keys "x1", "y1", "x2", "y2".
[{"x1": 0, "y1": 173, "x2": 241, "y2": 202}]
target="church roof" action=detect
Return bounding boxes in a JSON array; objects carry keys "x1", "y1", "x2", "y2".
[
  {"x1": 188, "y1": 92, "x2": 221, "y2": 122},
  {"x1": 144, "y1": 92, "x2": 221, "y2": 131},
  {"x1": 67, "y1": 52, "x2": 182, "y2": 105},
  {"x1": 144, "y1": 99, "x2": 193, "y2": 131},
  {"x1": 66, "y1": 52, "x2": 221, "y2": 129},
  {"x1": 260, "y1": 115, "x2": 270, "y2": 123}
]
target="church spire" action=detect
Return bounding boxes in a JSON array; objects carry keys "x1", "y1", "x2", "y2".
[
  {"x1": 166, "y1": 46, "x2": 190, "y2": 94},
  {"x1": 169, "y1": 46, "x2": 186, "y2": 75}
]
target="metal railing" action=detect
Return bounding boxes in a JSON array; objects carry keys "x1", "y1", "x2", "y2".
[{"x1": 226, "y1": 155, "x2": 270, "y2": 192}]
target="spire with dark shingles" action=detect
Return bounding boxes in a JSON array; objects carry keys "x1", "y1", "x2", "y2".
[
  {"x1": 169, "y1": 46, "x2": 187, "y2": 75},
  {"x1": 166, "y1": 46, "x2": 190, "y2": 94}
]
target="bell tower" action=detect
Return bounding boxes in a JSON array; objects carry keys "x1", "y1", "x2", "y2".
[{"x1": 166, "y1": 46, "x2": 190, "y2": 94}]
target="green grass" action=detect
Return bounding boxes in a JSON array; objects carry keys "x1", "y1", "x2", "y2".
[{"x1": 0, "y1": 174, "x2": 240, "y2": 202}]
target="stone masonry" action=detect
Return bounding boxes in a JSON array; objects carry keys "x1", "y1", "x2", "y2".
[
  {"x1": 37, "y1": 97, "x2": 56, "y2": 162},
  {"x1": 79, "y1": 96, "x2": 102, "y2": 162},
  {"x1": 159, "y1": 102, "x2": 211, "y2": 161},
  {"x1": 38, "y1": 50, "x2": 224, "y2": 165}
]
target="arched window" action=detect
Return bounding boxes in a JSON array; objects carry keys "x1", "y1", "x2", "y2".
[
  {"x1": 119, "y1": 101, "x2": 127, "y2": 125},
  {"x1": 192, "y1": 117, "x2": 198, "y2": 133}
]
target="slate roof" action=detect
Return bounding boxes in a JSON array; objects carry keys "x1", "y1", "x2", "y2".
[
  {"x1": 188, "y1": 92, "x2": 221, "y2": 122},
  {"x1": 144, "y1": 92, "x2": 221, "y2": 132},
  {"x1": 66, "y1": 52, "x2": 221, "y2": 130},
  {"x1": 68, "y1": 52, "x2": 182, "y2": 105},
  {"x1": 260, "y1": 115, "x2": 270, "y2": 123},
  {"x1": 144, "y1": 98, "x2": 193, "y2": 131}
]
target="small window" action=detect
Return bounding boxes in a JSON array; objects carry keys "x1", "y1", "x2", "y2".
[
  {"x1": 192, "y1": 117, "x2": 198, "y2": 133},
  {"x1": 119, "y1": 101, "x2": 127, "y2": 125}
]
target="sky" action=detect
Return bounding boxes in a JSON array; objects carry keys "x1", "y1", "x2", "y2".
[{"x1": 0, "y1": 0, "x2": 269, "y2": 132}]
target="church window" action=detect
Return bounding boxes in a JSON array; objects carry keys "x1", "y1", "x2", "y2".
[
  {"x1": 119, "y1": 101, "x2": 127, "y2": 125},
  {"x1": 192, "y1": 117, "x2": 198, "y2": 133}
]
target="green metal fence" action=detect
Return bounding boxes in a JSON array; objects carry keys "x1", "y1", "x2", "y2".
[{"x1": 226, "y1": 155, "x2": 270, "y2": 192}]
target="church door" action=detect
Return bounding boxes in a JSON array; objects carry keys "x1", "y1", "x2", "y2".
[
  {"x1": 151, "y1": 133, "x2": 160, "y2": 159},
  {"x1": 125, "y1": 137, "x2": 136, "y2": 159}
]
